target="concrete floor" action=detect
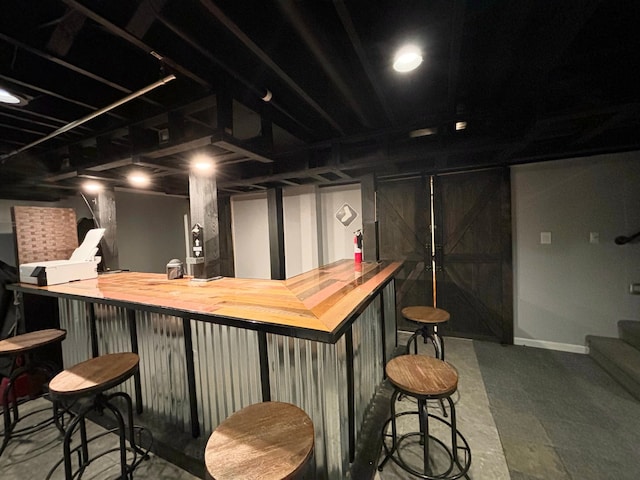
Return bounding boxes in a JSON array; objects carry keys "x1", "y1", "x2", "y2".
[
  {"x1": 1, "y1": 335, "x2": 638, "y2": 479},
  {"x1": 373, "y1": 335, "x2": 509, "y2": 480}
]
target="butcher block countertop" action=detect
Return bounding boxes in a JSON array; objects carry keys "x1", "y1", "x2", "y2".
[{"x1": 10, "y1": 260, "x2": 402, "y2": 342}]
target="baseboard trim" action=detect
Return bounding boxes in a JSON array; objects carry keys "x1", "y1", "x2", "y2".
[{"x1": 514, "y1": 337, "x2": 588, "y2": 354}]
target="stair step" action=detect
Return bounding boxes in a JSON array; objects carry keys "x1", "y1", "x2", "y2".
[
  {"x1": 586, "y1": 335, "x2": 640, "y2": 401},
  {"x1": 618, "y1": 320, "x2": 640, "y2": 351}
]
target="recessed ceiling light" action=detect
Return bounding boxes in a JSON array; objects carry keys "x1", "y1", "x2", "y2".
[
  {"x1": 191, "y1": 154, "x2": 214, "y2": 173},
  {"x1": 409, "y1": 127, "x2": 438, "y2": 138},
  {"x1": 128, "y1": 171, "x2": 150, "y2": 187},
  {"x1": 0, "y1": 87, "x2": 28, "y2": 106},
  {"x1": 393, "y1": 45, "x2": 423, "y2": 73},
  {"x1": 83, "y1": 181, "x2": 104, "y2": 194}
]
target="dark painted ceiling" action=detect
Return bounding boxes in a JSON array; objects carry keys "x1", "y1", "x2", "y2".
[{"x1": 1, "y1": 0, "x2": 639, "y2": 200}]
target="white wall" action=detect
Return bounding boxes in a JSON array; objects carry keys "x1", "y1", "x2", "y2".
[
  {"x1": 319, "y1": 184, "x2": 362, "y2": 264},
  {"x1": 512, "y1": 152, "x2": 640, "y2": 352},
  {"x1": 230, "y1": 183, "x2": 362, "y2": 279},
  {"x1": 283, "y1": 186, "x2": 321, "y2": 278},
  {"x1": 231, "y1": 192, "x2": 270, "y2": 279}
]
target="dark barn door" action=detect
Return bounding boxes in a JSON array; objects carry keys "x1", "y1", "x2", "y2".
[
  {"x1": 378, "y1": 168, "x2": 513, "y2": 343},
  {"x1": 377, "y1": 177, "x2": 432, "y2": 332}
]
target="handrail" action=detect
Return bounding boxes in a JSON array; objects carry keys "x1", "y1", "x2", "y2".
[{"x1": 614, "y1": 229, "x2": 640, "y2": 245}]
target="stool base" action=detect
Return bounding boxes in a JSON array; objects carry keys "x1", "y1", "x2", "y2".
[
  {"x1": 378, "y1": 391, "x2": 471, "y2": 480},
  {"x1": 407, "y1": 325, "x2": 444, "y2": 359},
  {"x1": 46, "y1": 391, "x2": 152, "y2": 480},
  {"x1": 0, "y1": 362, "x2": 65, "y2": 457}
]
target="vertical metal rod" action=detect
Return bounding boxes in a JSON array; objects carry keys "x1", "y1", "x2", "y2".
[
  {"x1": 127, "y1": 309, "x2": 143, "y2": 414},
  {"x1": 346, "y1": 327, "x2": 355, "y2": 463},
  {"x1": 88, "y1": 304, "x2": 99, "y2": 358},
  {"x1": 429, "y1": 175, "x2": 437, "y2": 307},
  {"x1": 258, "y1": 331, "x2": 271, "y2": 401},
  {"x1": 379, "y1": 288, "x2": 387, "y2": 373},
  {"x1": 181, "y1": 316, "x2": 200, "y2": 438}
]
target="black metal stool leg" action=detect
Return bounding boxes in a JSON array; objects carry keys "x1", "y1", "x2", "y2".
[
  {"x1": 0, "y1": 383, "x2": 13, "y2": 456},
  {"x1": 378, "y1": 389, "x2": 401, "y2": 471},
  {"x1": 419, "y1": 398, "x2": 431, "y2": 475},
  {"x1": 102, "y1": 400, "x2": 129, "y2": 479},
  {"x1": 62, "y1": 402, "x2": 93, "y2": 480}
]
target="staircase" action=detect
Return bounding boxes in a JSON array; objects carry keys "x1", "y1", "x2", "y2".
[{"x1": 587, "y1": 320, "x2": 640, "y2": 401}]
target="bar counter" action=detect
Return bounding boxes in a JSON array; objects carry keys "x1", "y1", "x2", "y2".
[{"x1": 9, "y1": 259, "x2": 402, "y2": 479}]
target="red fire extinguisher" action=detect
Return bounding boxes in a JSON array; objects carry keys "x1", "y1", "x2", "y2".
[{"x1": 354, "y1": 229, "x2": 363, "y2": 263}]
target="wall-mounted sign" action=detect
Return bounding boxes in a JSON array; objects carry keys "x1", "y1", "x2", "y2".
[
  {"x1": 335, "y1": 203, "x2": 358, "y2": 227},
  {"x1": 191, "y1": 223, "x2": 204, "y2": 257}
]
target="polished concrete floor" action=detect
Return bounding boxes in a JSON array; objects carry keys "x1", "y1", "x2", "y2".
[{"x1": 1, "y1": 336, "x2": 638, "y2": 479}]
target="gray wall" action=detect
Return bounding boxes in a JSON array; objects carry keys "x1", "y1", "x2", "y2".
[
  {"x1": 512, "y1": 152, "x2": 640, "y2": 351},
  {"x1": 115, "y1": 190, "x2": 189, "y2": 273},
  {"x1": 0, "y1": 192, "x2": 188, "y2": 274}
]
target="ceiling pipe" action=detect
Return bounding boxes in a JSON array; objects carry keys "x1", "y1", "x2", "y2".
[{"x1": 1, "y1": 75, "x2": 176, "y2": 162}]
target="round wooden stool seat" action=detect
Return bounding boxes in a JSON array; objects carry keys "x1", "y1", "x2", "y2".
[
  {"x1": 0, "y1": 328, "x2": 67, "y2": 355},
  {"x1": 402, "y1": 306, "x2": 450, "y2": 325},
  {"x1": 403, "y1": 306, "x2": 450, "y2": 360},
  {"x1": 205, "y1": 401, "x2": 314, "y2": 480},
  {"x1": 49, "y1": 352, "x2": 139, "y2": 397},
  {"x1": 386, "y1": 355, "x2": 458, "y2": 398}
]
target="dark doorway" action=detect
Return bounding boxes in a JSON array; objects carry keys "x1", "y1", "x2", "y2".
[{"x1": 378, "y1": 168, "x2": 513, "y2": 343}]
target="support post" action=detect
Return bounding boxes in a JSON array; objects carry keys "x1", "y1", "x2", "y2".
[
  {"x1": 268, "y1": 188, "x2": 285, "y2": 280},
  {"x1": 360, "y1": 173, "x2": 379, "y2": 262},
  {"x1": 94, "y1": 189, "x2": 119, "y2": 270},
  {"x1": 188, "y1": 169, "x2": 221, "y2": 280}
]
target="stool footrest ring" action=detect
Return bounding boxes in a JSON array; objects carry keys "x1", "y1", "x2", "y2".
[{"x1": 378, "y1": 409, "x2": 471, "y2": 479}]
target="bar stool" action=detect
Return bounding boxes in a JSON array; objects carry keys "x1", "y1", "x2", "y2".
[
  {"x1": 205, "y1": 401, "x2": 314, "y2": 480},
  {"x1": 403, "y1": 306, "x2": 450, "y2": 359},
  {"x1": 46, "y1": 352, "x2": 151, "y2": 480},
  {"x1": 0, "y1": 328, "x2": 67, "y2": 457},
  {"x1": 378, "y1": 355, "x2": 471, "y2": 479}
]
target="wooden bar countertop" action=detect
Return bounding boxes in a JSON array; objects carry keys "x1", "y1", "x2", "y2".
[{"x1": 10, "y1": 260, "x2": 402, "y2": 343}]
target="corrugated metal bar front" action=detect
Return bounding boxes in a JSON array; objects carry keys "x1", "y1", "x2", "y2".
[
  {"x1": 136, "y1": 311, "x2": 190, "y2": 433},
  {"x1": 267, "y1": 333, "x2": 349, "y2": 480},
  {"x1": 383, "y1": 281, "x2": 397, "y2": 360},
  {"x1": 191, "y1": 320, "x2": 263, "y2": 436},
  {"x1": 58, "y1": 298, "x2": 91, "y2": 367},
  {"x1": 93, "y1": 303, "x2": 135, "y2": 400},
  {"x1": 351, "y1": 296, "x2": 384, "y2": 448}
]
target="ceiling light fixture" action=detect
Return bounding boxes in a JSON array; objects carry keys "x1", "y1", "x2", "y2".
[
  {"x1": 455, "y1": 121, "x2": 467, "y2": 131},
  {"x1": 191, "y1": 154, "x2": 214, "y2": 174},
  {"x1": 82, "y1": 181, "x2": 104, "y2": 194},
  {"x1": 261, "y1": 89, "x2": 273, "y2": 102},
  {"x1": 409, "y1": 127, "x2": 438, "y2": 138},
  {"x1": 0, "y1": 87, "x2": 28, "y2": 106},
  {"x1": 128, "y1": 171, "x2": 150, "y2": 187},
  {"x1": 393, "y1": 44, "x2": 423, "y2": 73}
]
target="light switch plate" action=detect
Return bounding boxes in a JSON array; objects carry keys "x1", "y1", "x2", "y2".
[
  {"x1": 540, "y1": 232, "x2": 552, "y2": 244},
  {"x1": 589, "y1": 232, "x2": 599, "y2": 244}
]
